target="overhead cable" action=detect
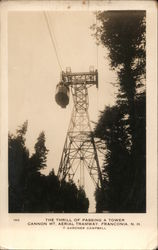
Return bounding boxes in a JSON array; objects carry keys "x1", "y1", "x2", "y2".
[{"x1": 43, "y1": 11, "x2": 63, "y2": 71}]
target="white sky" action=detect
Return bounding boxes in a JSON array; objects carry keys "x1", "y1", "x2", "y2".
[{"x1": 8, "y1": 11, "x2": 117, "y2": 212}]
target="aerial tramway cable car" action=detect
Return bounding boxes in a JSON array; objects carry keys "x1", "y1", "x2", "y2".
[{"x1": 55, "y1": 82, "x2": 70, "y2": 108}]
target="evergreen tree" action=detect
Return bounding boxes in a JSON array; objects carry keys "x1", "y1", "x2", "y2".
[
  {"x1": 9, "y1": 121, "x2": 29, "y2": 212},
  {"x1": 92, "y1": 11, "x2": 146, "y2": 212},
  {"x1": 24, "y1": 131, "x2": 50, "y2": 212},
  {"x1": 94, "y1": 105, "x2": 131, "y2": 212},
  {"x1": 9, "y1": 123, "x2": 89, "y2": 213},
  {"x1": 29, "y1": 131, "x2": 49, "y2": 172}
]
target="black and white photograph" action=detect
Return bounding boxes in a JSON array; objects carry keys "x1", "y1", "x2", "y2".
[
  {"x1": 8, "y1": 9, "x2": 146, "y2": 214},
  {"x1": 0, "y1": 0, "x2": 157, "y2": 249}
]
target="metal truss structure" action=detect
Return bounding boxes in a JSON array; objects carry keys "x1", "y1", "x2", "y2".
[{"x1": 57, "y1": 69, "x2": 103, "y2": 188}]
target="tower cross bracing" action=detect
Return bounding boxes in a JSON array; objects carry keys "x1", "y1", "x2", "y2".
[{"x1": 57, "y1": 69, "x2": 102, "y2": 189}]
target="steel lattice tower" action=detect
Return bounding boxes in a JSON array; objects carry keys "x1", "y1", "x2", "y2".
[{"x1": 56, "y1": 68, "x2": 103, "y2": 189}]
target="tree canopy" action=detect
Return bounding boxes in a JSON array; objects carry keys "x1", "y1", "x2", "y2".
[
  {"x1": 9, "y1": 122, "x2": 89, "y2": 213},
  {"x1": 92, "y1": 11, "x2": 146, "y2": 212}
]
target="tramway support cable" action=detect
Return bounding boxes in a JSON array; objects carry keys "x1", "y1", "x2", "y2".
[{"x1": 44, "y1": 11, "x2": 63, "y2": 71}]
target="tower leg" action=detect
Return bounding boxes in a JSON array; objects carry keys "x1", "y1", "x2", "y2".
[{"x1": 57, "y1": 83, "x2": 102, "y2": 189}]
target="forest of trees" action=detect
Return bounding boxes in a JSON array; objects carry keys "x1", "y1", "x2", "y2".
[
  {"x1": 9, "y1": 11, "x2": 146, "y2": 214},
  {"x1": 92, "y1": 11, "x2": 146, "y2": 212},
  {"x1": 9, "y1": 121, "x2": 89, "y2": 213}
]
